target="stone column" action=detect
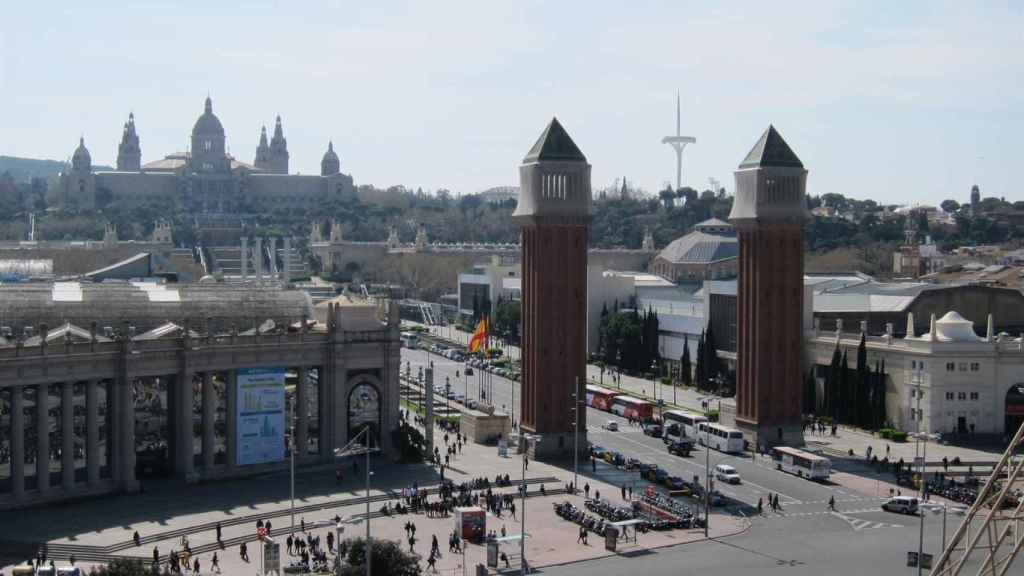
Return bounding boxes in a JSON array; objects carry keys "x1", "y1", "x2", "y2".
[
  {"x1": 254, "y1": 237, "x2": 263, "y2": 280},
  {"x1": 240, "y1": 236, "x2": 249, "y2": 279},
  {"x1": 11, "y1": 386, "x2": 24, "y2": 498},
  {"x1": 36, "y1": 384, "x2": 50, "y2": 493},
  {"x1": 118, "y1": 378, "x2": 136, "y2": 490},
  {"x1": 226, "y1": 369, "x2": 237, "y2": 469},
  {"x1": 269, "y1": 237, "x2": 277, "y2": 278},
  {"x1": 177, "y1": 375, "x2": 195, "y2": 478},
  {"x1": 296, "y1": 367, "x2": 309, "y2": 459},
  {"x1": 61, "y1": 381, "x2": 75, "y2": 490},
  {"x1": 86, "y1": 380, "x2": 100, "y2": 486},
  {"x1": 202, "y1": 372, "x2": 216, "y2": 470},
  {"x1": 283, "y1": 236, "x2": 292, "y2": 283}
]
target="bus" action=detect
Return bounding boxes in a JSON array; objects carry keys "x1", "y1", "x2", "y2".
[
  {"x1": 609, "y1": 395, "x2": 654, "y2": 421},
  {"x1": 771, "y1": 446, "x2": 832, "y2": 480},
  {"x1": 585, "y1": 384, "x2": 621, "y2": 411},
  {"x1": 662, "y1": 410, "x2": 708, "y2": 442},
  {"x1": 696, "y1": 422, "x2": 745, "y2": 454},
  {"x1": 400, "y1": 332, "x2": 419, "y2": 348}
]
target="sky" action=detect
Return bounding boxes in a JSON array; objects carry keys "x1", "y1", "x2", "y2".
[{"x1": 2, "y1": 1, "x2": 1021, "y2": 206}]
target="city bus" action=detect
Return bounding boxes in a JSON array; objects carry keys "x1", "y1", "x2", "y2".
[
  {"x1": 609, "y1": 395, "x2": 654, "y2": 421},
  {"x1": 771, "y1": 446, "x2": 832, "y2": 480},
  {"x1": 585, "y1": 384, "x2": 621, "y2": 412},
  {"x1": 662, "y1": 410, "x2": 708, "y2": 442},
  {"x1": 696, "y1": 422, "x2": 745, "y2": 454}
]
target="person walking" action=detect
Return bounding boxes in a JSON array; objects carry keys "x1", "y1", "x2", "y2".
[
  {"x1": 240, "y1": 542, "x2": 248, "y2": 562},
  {"x1": 193, "y1": 557, "x2": 200, "y2": 575},
  {"x1": 757, "y1": 497, "x2": 763, "y2": 515},
  {"x1": 212, "y1": 552, "x2": 221, "y2": 574},
  {"x1": 287, "y1": 535, "x2": 294, "y2": 555},
  {"x1": 577, "y1": 526, "x2": 586, "y2": 544},
  {"x1": 215, "y1": 522, "x2": 222, "y2": 543},
  {"x1": 584, "y1": 483, "x2": 590, "y2": 499},
  {"x1": 828, "y1": 495, "x2": 836, "y2": 511}
]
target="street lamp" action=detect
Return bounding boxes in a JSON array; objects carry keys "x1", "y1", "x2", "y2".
[
  {"x1": 445, "y1": 377, "x2": 451, "y2": 413},
  {"x1": 334, "y1": 427, "x2": 378, "y2": 576},
  {"x1": 520, "y1": 433, "x2": 541, "y2": 575},
  {"x1": 290, "y1": 390, "x2": 296, "y2": 535},
  {"x1": 910, "y1": 428, "x2": 940, "y2": 576}
]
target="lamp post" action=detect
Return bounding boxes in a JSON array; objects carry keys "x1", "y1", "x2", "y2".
[
  {"x1": 290, "y1": 392, "x2": 296, "y2": 535},
  {"x1": 520, "y1": 433, "x2": 541, "y2": 575},
  {"x1": 445, "y1": 377, "x2": 451, "y2": 413},
  {"x1": 571, "y1": 377, "x2": 582, "y2": 492},
  {"x1": 334, "y1": 427, "x2": 376, "y2": 576},
  {"x1": 704, "y1": 420, "x2": 711, "y2": 538}
]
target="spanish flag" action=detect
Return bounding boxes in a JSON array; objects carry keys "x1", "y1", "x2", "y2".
[{"x1": 468, "y1": 317, "x2": 488, "y2": 353}]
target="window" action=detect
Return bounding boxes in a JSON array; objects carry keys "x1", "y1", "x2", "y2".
[
  {"x1": 946, "y1": 392, "x2": 954, "y2": 400},
  {"x1": 958, "y1": 363, "x2": 968, "y2": 372},
  {"x1": 958, "y1": 392, "x2": 967, "y2": 401},
  {"x1": 970, "y1": 392, "x2": 979, "y2": 400},
  {"x1": 909, "y1": 410, "x2": 915, "y2": 421},
  {"x1": 946, "y1": 362, "x2": 955, "y2": 372},
  {"x1": 970, "y1": 363, "x2": 980, "y2": 372},
  {"x1": 911, "y1": 360, "x2": 917, "y2": 370},
  {"x1": 203, "y1": 140, "x2": 212, "y2": 152}
]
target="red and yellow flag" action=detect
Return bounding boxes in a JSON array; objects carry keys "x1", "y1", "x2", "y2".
[{"x1": 468, "y1": 317, "x2": 488, "y2": 353}]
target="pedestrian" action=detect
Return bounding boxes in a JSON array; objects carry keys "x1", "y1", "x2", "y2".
[
  {"x1": 301, "y1": 517, "x2": 306, "y2": 533},
  {"x1": 524, "y1": 455, "x2": 529, "y2": 470},
  {"x1": 287, "y1": 535, "x2": 294, "y2": 555},
  {"x1": 153, "y1": 547, "x2": 160, "y2": 564},
  {"x1": 510, "y1": 501, "x2": 516, "y2": 519},
  {"x1": 621, "y1": 484, "x2": 626, "y2": 500},
  {"x1": 266, "y1": 520, "x2": 272, "y2": 536},
  {"x1": 240, "y1": 542, "x2": 248, "y2": 562},
  {"x1": 774, "y1": 494, "x2": 781, "y2": 511},
  {"x1": 584, "y1": 483, "x2": 590, "y2": 499},
  {"x1": 212, "y1": 551, "x2": 221, "y2": 573},
  {"x1": 256, "y1": 518, "x2": 263, "y2": 530},
  {"x1": 69, "y1": 553, "x2": 76, "y2": 566},
  {"x1": 886, "y1": 444, "x2": 891, "y2": 458},
  {"x1": 757, "y1": 497, "x2": 763, "y2": 515},
  {"x1": 628, "y1": 485, "x2": 633, "y2": 500},
  {"x1": 828, "y1": 495, "x2": 835, "y2": 511},
  {"x1": 427, "y1": 552, "x2": 437, "y2": 572},
  {"x1": 133, "y1": 531, "x2": 141, "y2": 546},
  {"x1": 577, "y1": 526, "x2": 585, "y2": 544},
  {"x1": 193, "y1": 557, "x2": 200, "y2": 574},
  {"x1": 408, "y1": 535, "x2": 415, "y2": 552},
  {"x1": 216, "y1": 521, "x2": 222, "y2": 542},
  {"x1": 501, "y1": 551, "x2": 510, "y2": 568},
  {"x1": 432, "y1": 534, "x2": 439, "y2": 556}
]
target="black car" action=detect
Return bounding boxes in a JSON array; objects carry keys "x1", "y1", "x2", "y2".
[
  {"x1": 642, "y1": 423, "x2": 663, "y2": 438},
  {"x1": 667, "y1": 439, "x2": 694, "y2": 457}
]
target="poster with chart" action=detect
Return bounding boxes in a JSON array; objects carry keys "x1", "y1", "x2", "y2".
[{"x1": 236, "y1": 367, "x2": 286, "y2": 466}]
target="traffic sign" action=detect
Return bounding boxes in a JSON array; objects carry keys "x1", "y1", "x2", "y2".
[{"x1": 256, "y1": 527, "x2": 268, "y2": 539}]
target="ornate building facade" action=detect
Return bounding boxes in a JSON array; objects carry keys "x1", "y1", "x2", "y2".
[{"x1": 59, "y1": 97, "x2": 355, "y2": 213}]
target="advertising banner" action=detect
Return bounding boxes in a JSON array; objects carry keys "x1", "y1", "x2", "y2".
[{"x1": 236, "y1": 367, "x2": 286, "y2": 466}]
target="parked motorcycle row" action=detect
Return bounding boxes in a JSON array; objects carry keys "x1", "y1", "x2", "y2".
[
  {"x1": 638, "y1": 493, "x2": 705, "y2": 530},
  {"x1": 553, "y1": 500, "x2": 616, "y2": 536}
]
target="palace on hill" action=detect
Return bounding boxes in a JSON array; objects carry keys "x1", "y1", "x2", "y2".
[{"x1": 58, "y1": 97, "x2": 355, "y2": 212}]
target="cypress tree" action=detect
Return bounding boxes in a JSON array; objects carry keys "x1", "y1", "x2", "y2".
[
  {"x1": 826, "y1": 343, "x2": 841, "y2": 419},
  {"x1": 681, "y1": 337, "x2": 692, "y2": 387},
  {"x1": 695, "y1": 329, "x2": 706, "y2": 390},
  {"x1": 839, "y1": 349, "x2": 849, "y2": 422},
  {"x1": 855, "y1": 333, "x2": 867, "y2": 427}
]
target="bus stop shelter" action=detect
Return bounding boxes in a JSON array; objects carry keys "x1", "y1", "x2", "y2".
[
  {"x1": 605, "y1": 519, "x2": 646, "y2": 551},
  {"x1": 487, "y1": 534, "x2": 529, "y2": 570}
]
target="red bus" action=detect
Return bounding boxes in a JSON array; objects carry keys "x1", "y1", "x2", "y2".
[
  {"x1": 585, "y1": 384, "x2": 621, "y2": 411},
  {"x1": 609, "y1": 395, "x2": 654, "y2": 421}
]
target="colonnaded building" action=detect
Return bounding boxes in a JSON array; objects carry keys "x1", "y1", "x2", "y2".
[
  {"x1": 0, "y1": 282, "x2": 400, "y2": 510},
  {"x1": 58, "y1": 97, "x2": 355, "y2": 212}
]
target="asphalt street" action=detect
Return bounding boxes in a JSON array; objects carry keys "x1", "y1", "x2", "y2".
[{"x1": 400, "y1": 344, "x2": 985, "y2": 576}]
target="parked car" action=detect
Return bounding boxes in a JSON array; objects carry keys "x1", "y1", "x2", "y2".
[
  {"x1": 603, "y1": 451, "x2": 625, "y2": 466},
  {"x1": 466, "y1": 399, "x2": 479, "y2": 410},
  {"x1": 882, "y1": 496, "x2": 919, "y2": 515},
  {"x1": 642, "y1": 423, "x2": 663, "y2": 437},
  {"x1": 603, "y1": 420, "x2": 619, "y2": 432},
  {"x1": 625, "y1": 457, "x2": 643, "y2": 470},
  {"x1": 641, "y1": 466, "x2": 662, "y2": 482},
  {"x1": 590, "y1": 446, "x2": 607, "y2": 460},
  {"x1": 715, "y1": 464, "x2": 741, "y2": 484},
  {"x1": 664, "y1": 475, "x2": 687, "y2": 491}
]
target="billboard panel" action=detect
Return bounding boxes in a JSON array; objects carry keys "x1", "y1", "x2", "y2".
[{"x1": 236, "y1": 367, "x2": 286, "y2": 466}]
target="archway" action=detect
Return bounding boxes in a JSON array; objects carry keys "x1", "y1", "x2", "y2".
[
  {"x1": 1005, "y1": 385, "x2": 1024, "y2": 436},
  {"x1": 348, "y1": 381, "x2": 381, "y2": 446}
]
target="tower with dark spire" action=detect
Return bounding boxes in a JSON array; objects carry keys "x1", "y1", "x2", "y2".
[
  {"x1": 254, "y1": 126, "x2": 272, "y2": 171},
  {"x1": 513, "y1": 117, "x2": 591, "y2": 460},
  {"x1": 268, "y1": 115, "x2": 289, "y2": 174},
  {"x1": 61, "y1": 137, "x2": 96, "y2": 210},
  {"x1": 116, "y1": 112, "x2": 141, "y2": 171},
  {"x1": 728, "y1": 125, "x2": 808, "y2": 448},
  {"x1": 321, "y1": 141, "x2": 340, "y2": 176}
]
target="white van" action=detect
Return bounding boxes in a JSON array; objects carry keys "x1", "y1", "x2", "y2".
[
  {"x1": 714, "y1": 464, "x2": 741, "y2": 484},
  {"x1": 881, "y1": 496, "x2": 919, "y2": 515}
]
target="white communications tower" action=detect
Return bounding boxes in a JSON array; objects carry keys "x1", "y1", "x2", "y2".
[{"x1": 661, "y1": 92, "x2": 696, "y2": 190}]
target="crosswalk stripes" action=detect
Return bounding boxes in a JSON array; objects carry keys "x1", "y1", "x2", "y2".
[{"x1": 831, "y1": 511, "x2": 904, "y2": 531}]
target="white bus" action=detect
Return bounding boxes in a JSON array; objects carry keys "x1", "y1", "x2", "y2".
[
  {"x1": 662, "y1": 410, "x2": 708, "y2": 442},
  {"x1": 697, "y1": 422, "x2": 745, "y2": 454},
  {"x1": 400, "y1": 332, "x2": 419, "y2": 348},
  {"x1": 771, "y1": 447, "x2": 831, "y2": 480}
]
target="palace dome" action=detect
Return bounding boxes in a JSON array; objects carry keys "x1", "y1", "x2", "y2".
[{"x1": 192, "y1": 96, "x2": 225, "y2": 135}]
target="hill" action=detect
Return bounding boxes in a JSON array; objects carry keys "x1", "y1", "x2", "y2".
[{"x1": 0, "y1": 155, "x2": 113, "y2": 181}]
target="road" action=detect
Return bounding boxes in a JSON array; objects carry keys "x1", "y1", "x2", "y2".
[{"x1": 400, "y1": 343, "x2": 982, "y2": 575}]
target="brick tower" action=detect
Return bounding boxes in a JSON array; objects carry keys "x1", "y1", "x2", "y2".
[
  {"x1": 513, "y1": 118, "x2": 590, "y2": 459},
  {"x1": 728, "y1": 126, "x2": 808, "y2": 448}
]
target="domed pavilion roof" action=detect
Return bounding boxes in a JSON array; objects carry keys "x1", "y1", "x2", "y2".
[{"x1": 192, "y1": 96, "x2": 225, "y2": 135}]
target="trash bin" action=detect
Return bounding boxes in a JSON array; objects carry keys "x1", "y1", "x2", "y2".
[{"x1": 604, "y1": 525, "x2": 620, "y2": 552}]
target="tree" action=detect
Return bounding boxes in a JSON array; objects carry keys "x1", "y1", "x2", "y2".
[
  {"x1": 940, "y1": 199, "x2": 960, "y2": 214},
  {"x1": 680, "y1": 337, "x2": 692, "y2": 387},
  {"x1": 855, "y1": 332, "x2": 867, "y2": 427},
  {"x1": 695, "y1": 330, "x2": 706, "y2": 390},
  {"x1": 339, "y1": 537, "x2": 421, "y2": 576},
  {"x1": 89, "y1": 558, "x2": 171, "y2": 575}
]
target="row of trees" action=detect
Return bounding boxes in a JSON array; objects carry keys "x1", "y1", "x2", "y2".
[
  {"x1": 597, "y1": 304, "x2": 661, "y2": 374},
  {"x1": 805, "y1": 334, "x2": 888, "y2": 429}
]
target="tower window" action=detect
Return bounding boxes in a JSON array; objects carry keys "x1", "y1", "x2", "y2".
[{"x1": 204, "y1": 140, "x2": 212, "y2": 152}]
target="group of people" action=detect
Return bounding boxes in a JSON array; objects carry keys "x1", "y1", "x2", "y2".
[{"x1": 758, "y1": 493, "x2": 783, "y2": 513}]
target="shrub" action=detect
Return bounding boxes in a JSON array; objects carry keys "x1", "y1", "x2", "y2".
[{"x1": 890, "y1": 431, "x2": 908, "y2": 442}]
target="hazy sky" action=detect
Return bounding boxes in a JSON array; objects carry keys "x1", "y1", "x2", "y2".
[{"x1": 2, "y1": 2, "x2": 1021, "y2": 206}]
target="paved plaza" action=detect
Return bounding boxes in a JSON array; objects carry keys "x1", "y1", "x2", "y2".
[{"x1": 0, "y1": 415, "x2": 746, "y2": 575}]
